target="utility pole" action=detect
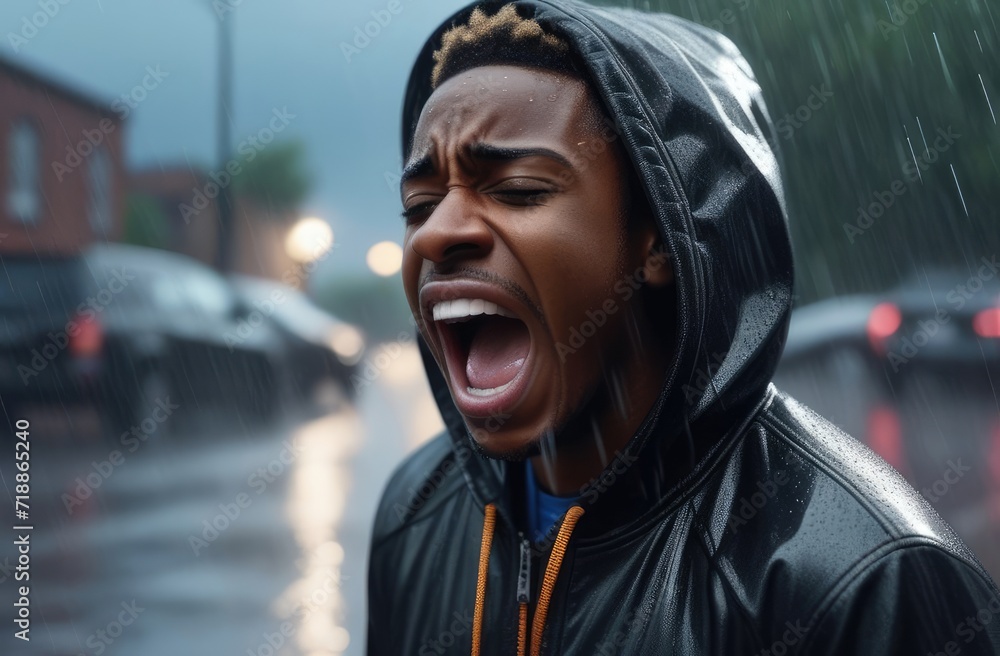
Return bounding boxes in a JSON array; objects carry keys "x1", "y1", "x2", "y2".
[{"x1": 214, "y1": 9, "x2": 235, "y2": 272}]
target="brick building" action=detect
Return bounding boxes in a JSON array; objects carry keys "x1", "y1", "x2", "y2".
[
  {"x1": 0, "y1": 55, "x2": 125, "y2": 255},
  {"x1": 129, "y1": 166, "x2": 218, "y2": 265},
  {"x1": 130, "y1": 165, "x2": 301, "y2": 281}
]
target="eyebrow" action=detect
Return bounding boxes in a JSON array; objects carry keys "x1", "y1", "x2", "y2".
[{"x1": 400, "y1": 142, "x2": 574, "y2": 186}]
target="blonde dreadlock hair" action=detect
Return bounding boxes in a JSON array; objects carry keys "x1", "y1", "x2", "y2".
[{"x1": 430, "y1": 3, "x2": 576, "y2": 89}]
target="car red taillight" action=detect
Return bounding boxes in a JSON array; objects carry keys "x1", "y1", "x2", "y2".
[
  {"x1": 866, "y1": 404, "x2": 907, "y2": 476},
  {"x1": 69, "y1": 313, "x2": 103, "y2": 357},
  {"x1": 867, "y1": 302, "x2": 902, "y2": 353},
  {"x1": 973, "y1": 308, "x2": 1000, "y2": 339}
]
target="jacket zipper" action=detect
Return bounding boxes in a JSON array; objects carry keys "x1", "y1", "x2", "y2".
[{"x1": 517, "y1": 534, "x2": 531, "y2": 605}]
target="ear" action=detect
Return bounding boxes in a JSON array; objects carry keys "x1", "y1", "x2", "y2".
[{"x1": 637, "y1": 227, "x2": 673, "y2": 289}]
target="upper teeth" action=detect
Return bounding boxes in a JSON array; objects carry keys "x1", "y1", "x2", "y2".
[{"x1": 432, "y1": 298, "x2": 516, "y2": 322}]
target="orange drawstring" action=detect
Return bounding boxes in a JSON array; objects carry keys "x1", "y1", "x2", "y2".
[
  {"x1": 471, "y1": 503, "x2": 585, "y2": 656},
  {"x1": 517, "y1": 602, "x2": 528, "y2": 656},
  {"x1": 471, "y1": 503, "x2": 497, "y2": 656},
  {"x1": 530, "y1": 505, "x2": 584, "y2": 656}
]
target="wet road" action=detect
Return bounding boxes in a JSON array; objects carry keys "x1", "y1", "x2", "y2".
[
  {"x1": 0, "y1": 341, "x2": 997, "y2": 655},
  {"x1": 0, "y1": 343, "x2": 442, "y2": 656}
]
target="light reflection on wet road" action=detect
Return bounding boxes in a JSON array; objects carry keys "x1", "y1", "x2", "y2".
[{"x1": 0, "y1": 342, "x2": 441, "y2": 656}]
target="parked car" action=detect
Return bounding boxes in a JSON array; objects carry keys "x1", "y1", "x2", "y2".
[
  {"x1": 774, "y1": 282, "x2": 1000, "y2": 575},
  {"x1": 0, "y1": 254, "x2": 90, "y2": 424},
  {"x1": 865, "y1": 269, "x2": 1000, "y2": 388},
  {"x1": 775, "y1": 294, "x2": 884, "y2": 445},
  {"x1": 0, "y1": 244, "x2": 287, "y2": 437},
  {"x1": 230, "y1": 275, "x2": 365, "y2": 402},
  {"x1": 780, "y1": 294, "x2": 878, "y2": 364}
]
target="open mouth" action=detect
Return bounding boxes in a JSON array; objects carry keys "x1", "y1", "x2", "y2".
[{"x1": 432, "y1": 297, "x2": 533, "y2": 417}]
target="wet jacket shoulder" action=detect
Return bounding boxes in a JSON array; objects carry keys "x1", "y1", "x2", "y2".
[
  {"x1": 720, "y1": 390, "x2": 1000, "y2": 655},
  {"x1": 369, "y1": 430, "x2": 458, "y2": 543}
]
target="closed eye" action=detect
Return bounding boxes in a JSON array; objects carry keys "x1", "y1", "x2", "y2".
[
  {"x1": 401, "y1": 180, "x2": 556, "y2": 223},
  {"x1": 490, "y1": 188, "x2": 552, "y2": 206},
  {"x1": 401, "y1": 201, "x2": 438, "y2": 223}
]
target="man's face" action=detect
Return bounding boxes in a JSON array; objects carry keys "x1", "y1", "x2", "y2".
[{"x1": 401, "y1": 64, "x2": 660, "y2": 460}]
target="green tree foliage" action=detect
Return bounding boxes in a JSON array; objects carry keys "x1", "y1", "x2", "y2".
[
  {"x1": 232, "y1": 139, "x2": 312, "y2": 218},
  {"x1": 123, "y1": 193, "x2": 171, "y2": 249},
  {"x1": 600, "y1": 0, "x2": 998, "y2": 302}
]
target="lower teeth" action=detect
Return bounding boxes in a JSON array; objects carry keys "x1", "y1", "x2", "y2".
[{"x1": 467, "y1": 379, "x2": 515, "y2": 396}]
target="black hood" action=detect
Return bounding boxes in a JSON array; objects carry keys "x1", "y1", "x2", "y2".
[{"x1": 401, "y1": 0, "x2": 794, "y2": 538}]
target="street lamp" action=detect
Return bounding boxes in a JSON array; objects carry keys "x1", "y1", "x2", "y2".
[
  {"x1": 366, "y1": 241, "x2": 403, "y2": 277},
  {"x1": 285, "y1": 217, "x2": 334, "y2": 263},
  {"x1": 216, "y1": 9, "x2": 234, "y2": 272},
  {"x1": 195, "y1": 1, "x2": 235, "y2": 272}
]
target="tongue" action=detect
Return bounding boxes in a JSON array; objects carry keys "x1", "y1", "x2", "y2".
[{"x1": 466, "y1": 316, "x2": 529, "y2": 390}]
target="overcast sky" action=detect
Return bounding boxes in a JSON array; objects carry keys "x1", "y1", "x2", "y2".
[{"x1": 1, "y1": 0, "x2": 470, "y2": 279}]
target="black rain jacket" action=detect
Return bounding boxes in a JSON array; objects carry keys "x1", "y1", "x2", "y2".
[{"x1": 367, "y1": 1, "x2": 1000, "y2": 654}]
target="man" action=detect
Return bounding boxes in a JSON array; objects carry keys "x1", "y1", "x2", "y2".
[{"x1": 367, "y1": 2, "x2": 1000, "y2": 654}]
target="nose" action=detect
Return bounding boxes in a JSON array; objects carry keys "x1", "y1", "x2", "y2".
[{"x1": 408, "y1": 188, "x2": 493, "y2": 267}]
